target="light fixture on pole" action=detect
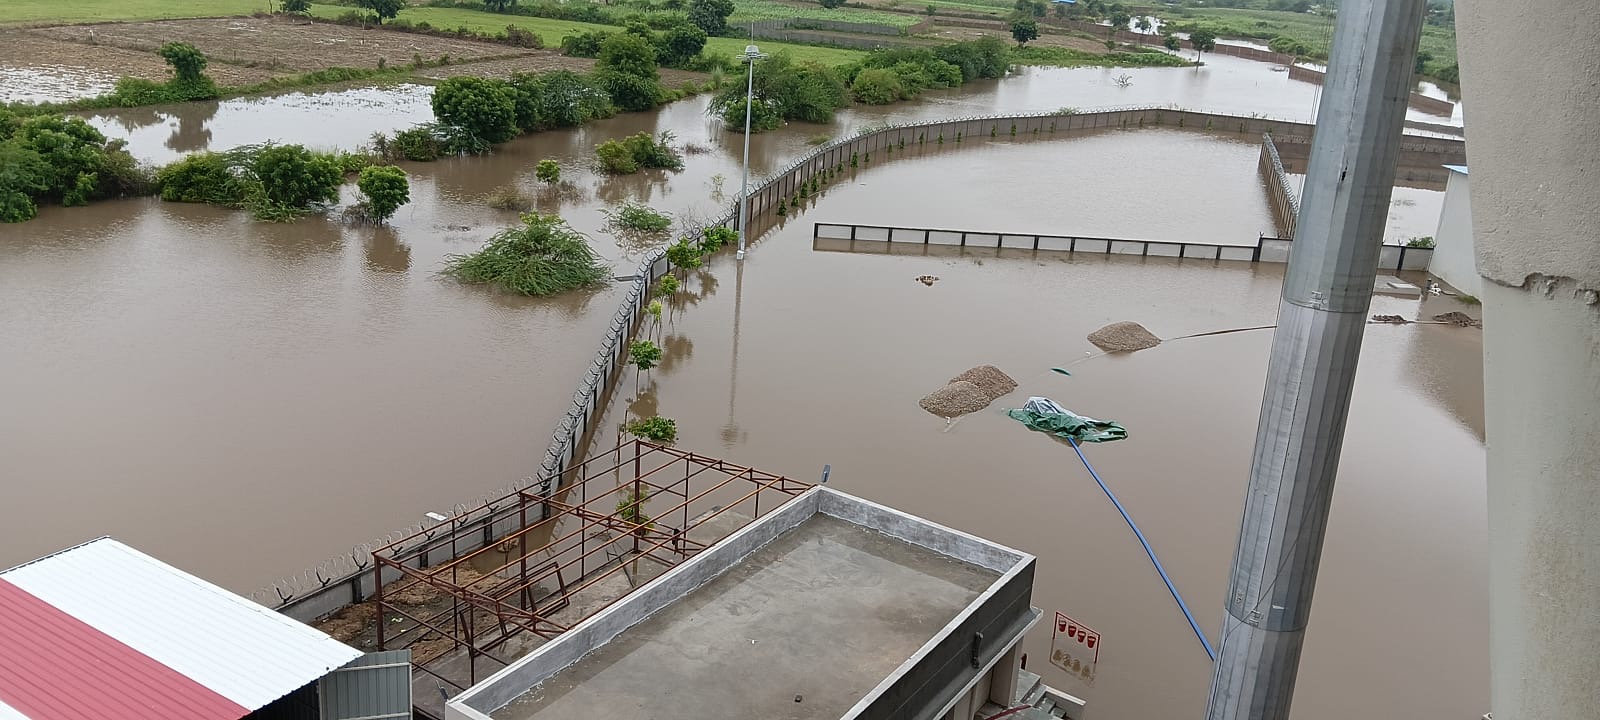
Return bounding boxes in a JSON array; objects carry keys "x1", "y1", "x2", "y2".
[{"x1": 735, "y1": 43, "x2": 767, "y2": 261}]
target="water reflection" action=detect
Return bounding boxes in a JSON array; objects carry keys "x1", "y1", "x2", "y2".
[
  {"x1": 165, "y1": 103, "x2": 218, "y2": 154},
  {"x1": 362, "y1": 226, "x2": 412, "y2": 274}
]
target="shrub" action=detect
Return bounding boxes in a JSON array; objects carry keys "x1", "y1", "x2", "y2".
[
  {"x1": 699, "y1": 225, "x2": 737, "y2": 254},
  {"x1": 933, "y1": 37, "x2": 1010, "y2": 81},
  {"x1": 484, "y1": 185, "x2": 530, "y2": 209},
  {"x1": 624, "y1": 415, "x2": 677, "y2": 443},
  {"x1": 0, "y1": 114, "x2": 152, "y2": 220},
  {"x1": 432, "y1": 76, "x2": 519, "y2": 145},
  {"x1": 249, "y1": 144, "x2": 342, "y2": 209},
  {"x1": 595, "y1": 131, "x2": 684, "y2": 174},
  {"x1": 1406, "y1": 236, "x2": 1436, "y2": 249},
  {"x1": 391, "y1": 126, "x2": 443, "y2": 161},
  {"x1": 503, "y1": 24, "x2": 543, "y2": 48},
  {"x1": 508, "y1": 71, "x2": 615, "y2": 131},
  {"x1": 605, "y1": 201, "x2": 673, "y2": 232},
  {"x1": 597, "y1": 33, "x2": 663, "y2": 111},
  {"x1": 356, "y1": 0, "x2": 404, "y2": 23},
  {"x1": 628, "y1": 339, "x2": 664, "y2": 369},
  {"x1": 851, "y1": 68, "x2": 905, "y2": 104},
  {"x1": 154, "y1": 152, "x2": 251, "y2": 205},
  {"x1": 281, "y1": 0, "x2": 312, "y2": 12},
  {"x1": 560, "y1": 30, "x2": 612, "y2": 57},
  {"x1": 665, "y1": 238, "x2": 703, "y2": 270},
  {"x1": 708, "y1": 52, "x2": 847, "y2": 131},
  {"x1": 655, "y1": 273, "x2": 680, "y2": 296},
  {"x1": 535, "y1": 159, "x2": 561, "y2": 184},
  {"x1": 443, "y1": 212, "x2": 611, "y2": 296},
  {"x1": 717, "y1": 97, "x2": 782, "y2": 133},
  {"x1": 657, "y1": 22, "x2": 708, "y2": 67},
  {"x1": 356, "y1": 165, "x2": 409, "y2": 223}
]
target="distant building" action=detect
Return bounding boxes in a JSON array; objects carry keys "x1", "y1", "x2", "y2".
[
  {"x1": 1431, "y1": 164, "x2": 1481, "y2": 297},
  {"x1": 0, "y1": 538, "x2": 411, "y2": 720},
  {"x1": 447, "y1": 486, "x2": 1080, "y2": 720}
]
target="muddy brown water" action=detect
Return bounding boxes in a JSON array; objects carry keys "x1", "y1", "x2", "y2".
[
  {"x1": 1, "y1": 60, "x2": 1478, "y2": 717},
  {"x1": 583, "y1": 148, "x2": 1486, "y2": 718}
]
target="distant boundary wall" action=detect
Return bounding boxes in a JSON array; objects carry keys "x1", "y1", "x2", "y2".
[
  {"x1": 1289, "y1": 64, "x2": 1455, "y2": 117},
  {"x1": 251, "y1": 105, "x2": 1463, "y2": 621}
]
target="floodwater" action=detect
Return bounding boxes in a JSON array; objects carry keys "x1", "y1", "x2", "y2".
[
  {"x1": 0, "y1": 66, "x2": 116, "y2": 104},
  {"x1": 2, "y1": 53, "x2": 1463, "y2": 605},
  {"x1": 582, "y1": 144, "x2": 1488, "y2": 718}
]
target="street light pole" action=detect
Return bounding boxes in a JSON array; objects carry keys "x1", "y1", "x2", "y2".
[{"x1": 735, "y1": 44, "x2": 765, "y2": 261}]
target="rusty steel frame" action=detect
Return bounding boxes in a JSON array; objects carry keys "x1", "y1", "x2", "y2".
[{"x1": 370, "y1": 439, "x2": 807, "y2": 691}]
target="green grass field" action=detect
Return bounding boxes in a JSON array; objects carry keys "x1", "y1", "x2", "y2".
[
  {"x1": 0, "y1": 0, "x2": 271, "y2": 24},
  {"x1": 308, "y1": 4, "x2": 866, "y2": 66},
  {"x1": 730, "y1": 0, "x2": 918, "y2": 28},
  {"x1": 1168, "y1": 7, "x2": 1456, "y2": 72}
]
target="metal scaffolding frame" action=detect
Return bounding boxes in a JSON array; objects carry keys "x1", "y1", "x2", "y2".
[{"x1": 370, "y1": 440, "x2": 808, "y2": 691}]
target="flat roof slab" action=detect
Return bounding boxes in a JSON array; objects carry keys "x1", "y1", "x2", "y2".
[{"x1": 491, "y1": 515, "x2": 998, "y2": 720}]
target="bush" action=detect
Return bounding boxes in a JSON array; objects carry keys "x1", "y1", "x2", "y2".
[
  {"x1": 708, "y1": 52, "x2": 847, "y2": 131},
  {"x1": 624, "y1": 415, "x2": 677, "y2": 443},
  {"x1": 699, "y1": 225, "x2": 736, "y2": 254},
  {"x1": 154, "y1": 152, "x2": 251, "y2": 205},
  {"x1": 157, "y1": 42, "x2": 208, "y2": 81},
  {"x1": 484, "y1": 185, "x2": 530, "y2": 210},
  {"x1": 249, "y1": 144, "x2": 342, "y2": 208},
  {"x1": 432, "y1": 76, "x2": 519, "y2": 145},
  {"x1": 281, "y1": 0, "x2": 312, "y2": 12},
  {"x1": 561, "y1": 30, "x2": 612, "y2": 57},
  {"x1": 655, "y1": 273, "x2": 680, "y2": 296},
  {"x1": 665, "y1": 238, "x2": 703, "y2": 270},
  {"x1": 535, "y1": 159, "x2": 561, "y2": 184},
  {"x1": 356, "y1": 0, "x2": 404, "y2": 23},
  {"x1": 502, "y1": 24, "x2": 543, "y2": 48},
  {"x1": 933, "y1": 37, "x2": 1011, "y2": 81},
  {"x1": 657, "y1": 22, "x2": 708, "y2": 67},
  {"x1": 391, "y1": 126, "x2": 443, "y2": 161},
  {"x1": 628, "y1": 339, "x2": 664, "y2": 369},
  {"x1": 356, "y1": 165, "x2": 409, "y2": 223},
  {"x1": 508, "y1": 71, "x2": 616, "y2": 131},
  {"x1": 604, "y1": 201, "x2": 673, "y2": 232},
  {"x1": 597, "y1": 33, "x2": 663, "y2": 111},
  {"x1": 0, "y1": 114, "x2": 152, "y2": 220},
  {"x1": 595, "y1": 131, "x2": 684, "y2": 174},
  {"x1": 851, "y1": 68, "x2": 906, "y2": 104},
  {"x1": 717, "y1": 97, "x2": 782, "y2": 132},
  {"x1": 1268, "y1": 36, "x2": 1309, "y2": 56},
  {"x1": 443, "y1": 212, "x2": 611, "y2": 296},
  {"x1": 598, "y1": 70, "x2": 664, "y2": 112}
]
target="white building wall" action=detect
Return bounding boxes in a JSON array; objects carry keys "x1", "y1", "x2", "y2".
[{"x1": 1431, "y1": 169, "x2": 1481, "y2": 296}]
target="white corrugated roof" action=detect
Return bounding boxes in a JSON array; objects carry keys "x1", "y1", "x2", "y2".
[{"x1": 1, "y1": 538, "x2": 362, "y2": 711}]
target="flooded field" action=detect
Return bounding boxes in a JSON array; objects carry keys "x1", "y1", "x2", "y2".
[
  {"x1": 581, "y1": 150, "x2": 1488, "y2": 718},
  {"x1": 4, "y1": 50, "x2": 1465, "y2": 612}
]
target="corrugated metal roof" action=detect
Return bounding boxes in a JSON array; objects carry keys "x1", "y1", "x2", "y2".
[
  {"x1": 1443, "y1": 164, "x2": 1469, "y2": 175},
  {"x1": 0, "y1": 538, "x2": 361, "y2": 714},
  {"x1": 0, "y1": 578, "x2": 248, "y2": 720}
]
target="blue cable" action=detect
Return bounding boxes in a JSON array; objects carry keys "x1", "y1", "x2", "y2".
[{"x1": 1067, "y1": 436, "x2": 1217, "y2": 662}]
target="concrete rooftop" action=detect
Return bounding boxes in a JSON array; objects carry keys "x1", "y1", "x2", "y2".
[{"x1": 490, "y1": 514, "x2": 998, "y2": 720}]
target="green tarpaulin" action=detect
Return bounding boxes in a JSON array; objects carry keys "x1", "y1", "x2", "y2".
[{"x1": 1007, "y1": 396, "x2": 1128, "y2": 443}]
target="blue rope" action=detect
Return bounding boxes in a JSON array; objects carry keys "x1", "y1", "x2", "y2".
[{"x1": 1067, "y1": 436, "x2": 1217, "y2": 662}]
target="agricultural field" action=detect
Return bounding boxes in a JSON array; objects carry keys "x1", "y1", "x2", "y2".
[
  {"x1": 306, "y1": 4, "x2": 866, "y2": 66},
  {"x1": 1165, "y1": 7, "x2": 1456, "y2": 73},
  {"x1": 729, "y1": 0, "x2": 919, "y2": 28},
  {"x1": 0, "y1": 0, "x2": 271, "y2": 25}
]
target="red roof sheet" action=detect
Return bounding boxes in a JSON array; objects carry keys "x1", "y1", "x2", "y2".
[{"x1": 0, "y1": 579, "x2": 249, "y2": 720}]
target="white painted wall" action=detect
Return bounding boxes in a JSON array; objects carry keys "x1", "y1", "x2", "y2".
[
  {"x1": 1457, "y1": 2, "x2": 1600, "y2": 718},
  {"x1": 1430, "y1": 169, "x2": 1481, "y2": 296}
]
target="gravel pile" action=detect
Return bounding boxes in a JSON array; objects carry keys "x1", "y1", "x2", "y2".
[
  {"x1": 1087, "y1": 321, "x2": 1162, "y2": 352},
  {"x1": 1433, "y1": 311, "x2": 1482, "y2": 328},
  {"x1": 949, "y1": 365, "x2": 1018, "y2": 401},
  {"x1": 919, "y1": 381, "x2": 993, "y2": 417}
]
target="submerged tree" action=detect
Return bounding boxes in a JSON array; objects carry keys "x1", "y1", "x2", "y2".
[
  {"x1": 1189, "y1": 28, "x2": 1217, "y2": 59},
  {"x1": 356, "y1": 165, "x2": 410, "y2": 224}
]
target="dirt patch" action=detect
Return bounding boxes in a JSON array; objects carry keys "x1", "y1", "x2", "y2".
[
  {"x1": 1433, "y1": 311, "x2": 1482, "y2": 328},
  {"x1": 0, "y1": 31, "x2": 285, "y2": 87},
  {"x1": 920, "y1": 380, "x2": 993, "y2": 417},
  {"x1": 1088, "y1": 321, "x2": 1161, "y2": 352},
  {"x1": 949, "y1": 364, "x2": 1017, "y2": 401},
  {"x1": 30, "y1": 17, "x2": 524, "y2": 74}
]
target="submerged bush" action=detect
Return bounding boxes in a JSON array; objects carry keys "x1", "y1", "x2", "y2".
[
  {"x1": 708, "y1": 52, "x2": 848, "y2": 131},
  {"x1": 604, "y1": 201, "x2": 673, "y2": 232},
  {"x1": 624, "y1": 415, "x2": 677, "y2": 443},
  {"x1": 355, "y1": 165, "x2": 410, "y2": 224},
  {"x1": 443, "y1": 213, "x2": 611, "y2": 296},
  {"x1": 0, "y1": 114, "x2": 152, "y2": 222},
  {"x1": 594, "y1": 131, "x2": 684, "y2": 174},
  {"x1": 154, "y1": 152, "x2": 252, "y2": 205},
  {"x1": 851, "y1": 68, "x2": 905, "y2": 104}
]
